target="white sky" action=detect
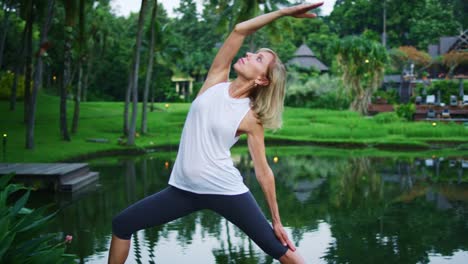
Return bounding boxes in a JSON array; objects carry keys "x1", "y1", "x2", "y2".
[{"x1": 110, "y1": 0, "x2": 336, "y2": 18}]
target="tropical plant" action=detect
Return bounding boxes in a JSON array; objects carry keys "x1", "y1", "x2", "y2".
[
  {"x1": 0, "y1": 71, "x2": 24, "y2": 99},
  {"x1": 333, "y1": 35, "x2": 388, "y2": 115},
  {"x1": 141, "y1": 0, "x2": 158, "y2": 135},
  {"x1": 394, "y1": 103, "x2": 415, "y2": 121},
  {"x1": 442, "y1": 51, "x2": 468, "y2": 78},
  {"x1": 394, "y1": 46, "x2": 432, "y2": 75},
  {"x1": 206, "y1": 0, "x2": 290, "y2": 51},
  {"x1": 0, "y1": 0, "x2": 15, "y2": 68},
  {"x1": 285, "y1": 72, "x2": 349, "y2": 109},
  {"x1": 71, "y1": 0, "x2": 89, "y2": 134},
  {"x1": 372, "y1": 112, "x2": 402, "y2": 124},
  {"x1": 373, "y1": 89, "x2": 398, "y2": 104},
  {"x1": 0, "y1": 174, "x2": 75, "y2": 263},
  {"x1": 27, "y1": 0, "x2": 55, "y2": 149},
  {"x1": 59, "y1": 0, "x2": 80, "y2": 141},
  {"x1": 329, "y1": 0, "x2": 460, "y2": 49}
]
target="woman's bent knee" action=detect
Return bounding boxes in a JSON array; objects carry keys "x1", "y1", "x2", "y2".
[{"x1": 112, "y1": 214, "x2": 132, "y2": 240}]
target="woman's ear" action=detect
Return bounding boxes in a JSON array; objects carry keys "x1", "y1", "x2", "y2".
[{"x1": 255, "y1": 76, "x2": 270, "y2": 87}]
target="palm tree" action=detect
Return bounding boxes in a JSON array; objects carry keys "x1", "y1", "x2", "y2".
[
  {"x1": 123, "y1": 67, "x2": 132, "y2": 137},
  {"x1": 127, "y1": 0, "x2": 148, "y2": 146},
  {"x1": 149, "y1": 21, "x2": 183, "y2": 111},
  {"x1": 208, "y1": 0, "x2": 290, "y2": 51},
  {"x1": 9, "y1": 8, "x2": 27, "y2": 112},
  {"x1": 333, "y1": 36, "x2": 388, "y2": 115},
  {"x1": 26, "y1": 0, "x2": 55, "y2": 149},
  {"x1": 9, "y1": 0, "x2": 31, "y2": 113},
  {"x1": 60, "y1": 0, "x2": 79, "y2": 141},
  {"x1": 83, "y1": 2, "x2": 115, "y2": 102},
  {"x1": 71, "y1": 0, "x2": 89, "y2": 134},
  {"x1": 0, "y1": 0, "x2": 14, "y2": 69},
  {"x1": 141, "y1": 0, "x2": 158, "y2": 135},
  {"x1": 22, "y1": 0, "x2": 33, "y2": 125}
]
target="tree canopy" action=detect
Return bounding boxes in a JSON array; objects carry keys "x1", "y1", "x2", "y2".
[{"x1": 0, "y1": 0, "x2": 462, "y2": 103}]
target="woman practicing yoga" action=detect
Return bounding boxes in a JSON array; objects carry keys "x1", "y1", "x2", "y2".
[{"x1": 109, "y1": 2, "x2": 323, "y2": 263}]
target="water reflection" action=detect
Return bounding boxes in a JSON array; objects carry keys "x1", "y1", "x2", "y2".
[{"x1": 31, "y1": 153, "x2": 468, "y2": 263}]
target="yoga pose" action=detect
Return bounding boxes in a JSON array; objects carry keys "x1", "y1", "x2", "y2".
[{"x1": 109, "y1": 2, "x2": 323, "y2": 263}]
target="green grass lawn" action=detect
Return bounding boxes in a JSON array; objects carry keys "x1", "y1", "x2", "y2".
[{"x1": 1, "y1": 92, "x2": 467, "y2": 162}]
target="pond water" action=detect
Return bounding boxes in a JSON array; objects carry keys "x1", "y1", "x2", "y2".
[{"x1": 33, "y1": 150, "x2": 468, "y2": 263}]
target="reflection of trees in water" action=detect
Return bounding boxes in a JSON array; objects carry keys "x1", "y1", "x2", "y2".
[
  {"x1": 328, "y1": 157, "x2": 382, "y2": 209},
  {"x1": 143, "y1": 226, "x2": 161, "y2": 264},
  {"x1": 42, "y1": 157, "x2": 172, "y2": 262},
  {"x1": 270, "y1": 155, "x2": 349, "y2": 203},
  {"x1": 212, "y1": 218, "x2": 268, "y2": 264},
  {"x1": 240, "y1": 154, "x2": 468, "y2": 264},
  {"x1": 125, "y1": 159, "x2": 137, "y2": 203},
  {"x1": 324, "y1": 198, "x2": 468, "y2": 264},
  {"x1": 323, "y1": 157, "x2": 468, "y2": 264},
  {"x1": 37, "y1": 154, "x2": 468, "y2": 263}
]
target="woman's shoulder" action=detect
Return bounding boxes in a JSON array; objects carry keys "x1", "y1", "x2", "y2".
[
  {"x1": 211, "y1": 81, "x2": 230, "y2": 88},
  {"x1": 239, "y1": 109, "x2": 263, "y2": 134},
  {"x1": 197, "y1": 81, "x2": 229, "y2": 98}
]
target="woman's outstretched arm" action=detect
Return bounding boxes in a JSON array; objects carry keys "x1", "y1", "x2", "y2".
[
  {"x1": 198, "y1": 2, "x2": 324, "y2": 96},
  {"x1": 241, "y1": 111, "x2": 294, "y2": 250}
]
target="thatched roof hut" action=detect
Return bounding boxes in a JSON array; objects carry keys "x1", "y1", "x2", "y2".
[{"x1": 287, "y1": 43, "x2": 328, "y2": 72}]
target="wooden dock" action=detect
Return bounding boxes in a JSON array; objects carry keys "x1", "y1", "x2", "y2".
[{"x1": 0, "y1": 163, "x2": 99, "y2": 192}]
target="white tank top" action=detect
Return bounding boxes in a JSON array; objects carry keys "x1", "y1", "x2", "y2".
[{"x1": 168, "y1": 82, "x2": 251, "y2": 195}]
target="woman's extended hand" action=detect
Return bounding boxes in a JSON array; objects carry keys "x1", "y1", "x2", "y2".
[
  {"x1": 281, "y1": 2, "x2": 324, "y2": 19},
  {"x1": 273, "y1": 222, "x2": 296, "y2": 251}
]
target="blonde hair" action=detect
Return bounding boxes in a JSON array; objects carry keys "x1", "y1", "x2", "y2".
[{"x1": 250, "y1": 48, "x2": 286, "y2": 130}]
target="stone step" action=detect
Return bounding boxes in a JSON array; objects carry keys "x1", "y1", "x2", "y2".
[
  {"x1": 60, "y1": 171, "x2": 99, "y2": 192},
  {"x1": 60, "y1": 165, "x2": 90, "y2": 183}
]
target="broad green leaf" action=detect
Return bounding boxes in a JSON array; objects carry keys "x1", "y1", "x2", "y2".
[
  {"x1": 9, "y1": 190, "x2": 30, "y2": 217},
  {"x1": 0, "y1": 174, "x2": 14, "y2": 189},
  {"x1": 0, "y1": 232, "x2": 16, "y2": 260},
  {"x1": 17, "y1": 211, "x2": 56, "y2": 233}
]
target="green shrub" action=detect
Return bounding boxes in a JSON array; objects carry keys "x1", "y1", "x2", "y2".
[
  {"x1": 0, "y1": 174, "x2": 76, "y2": 263},
  {"x1": 373, "y1": 89, "x2": 398, "y2": 104},
  {"x1": 0, "y1": 71, "x2": 25, "y2": 100},
  {"x1": 286, "y1": 73, "x2": 350, "y2": 109},
  {"x1": 394, "y1": 103, "x2": 415, "y2": 121},
  {"x1": 373, "y1": 112, "x2": 403, "y2": 124}
]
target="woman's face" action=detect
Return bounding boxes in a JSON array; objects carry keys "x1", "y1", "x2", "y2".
[{"x1": 233, "y1": 51, "x2": 275, "y2": 83}]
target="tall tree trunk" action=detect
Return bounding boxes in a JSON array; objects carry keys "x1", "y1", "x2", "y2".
[
  {"x1": 23, "y1": 0, "x2": 33, "y2": 124},
  {"x1": 82, "y1": 49, "x2": 92, "y2": 102},
  {"x1": 27, "y1": 0, "x2": 54, "y2": 149},
  {"x1": 127, "y1": 0, "x2": 148, "y2": 146},
  {"x1": 150, "y1": 58, "x2": 156, "y2": 112},
  {"x1": 61, "y1": 27, "x2": 72, "y2": 141},
  {"x1": 71, "y1": 60, "x2": 82, "y2": 133},
  {"x1": 10, "y1": 67, "x2": 18, "y2": 110},
  {"x1": 123, "y1": 69, "x2": 132, "y2": 136},
  {"x1": 10, "y1": 18, "x2": 28, "y2": 111},
  {"x1": 0, "y1": 0, "x2": 12, "y2": 69},
  {"x1": 60, "y1": 0, "x2": 79, "y2": 141},
  {"x1": 141, "y1": 0, "x2": 158, "y2": 134},
  {"x1": 83, "y1": 31, "x2": 100, "y2": 102},
  {"x1": 82, "y1": 61, "x2": 89, "y2": 102},
  {"x1": 71, "y1": 0, "x2": 85, "y2": 134}
]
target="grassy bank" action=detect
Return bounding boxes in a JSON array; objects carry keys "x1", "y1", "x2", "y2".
[{"x1": 1, "y1": 92, "x2": 467, "y2": 162}]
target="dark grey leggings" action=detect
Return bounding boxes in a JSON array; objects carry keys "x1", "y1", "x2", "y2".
[{"x1": 112, "y1": 186, "x2": 288, "y2": 259}]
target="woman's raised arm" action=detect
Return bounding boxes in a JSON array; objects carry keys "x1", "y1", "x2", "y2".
[{"x1": 198, "y1": 2, "x2": 324, "y2": 97}]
